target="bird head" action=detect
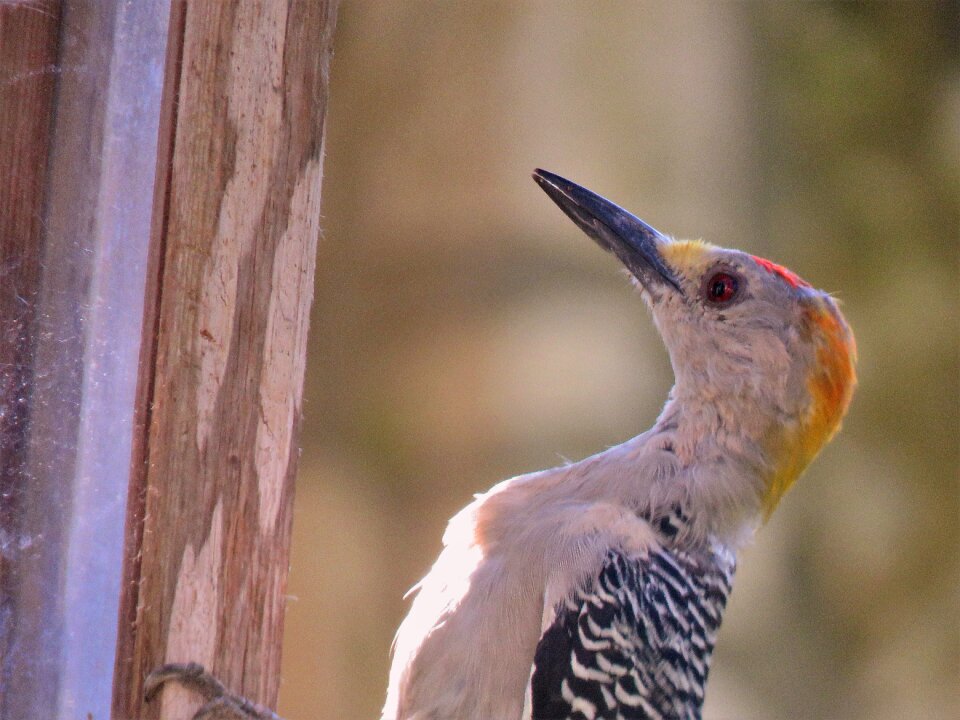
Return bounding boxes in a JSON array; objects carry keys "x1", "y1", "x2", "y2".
[{"x1": 534, "y1": 169, "x2": 856, "y2": 517}]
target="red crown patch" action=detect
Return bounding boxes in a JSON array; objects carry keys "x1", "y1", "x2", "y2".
[{"x1": 751, "y1": 255, "x2": 811, "y2": 289}]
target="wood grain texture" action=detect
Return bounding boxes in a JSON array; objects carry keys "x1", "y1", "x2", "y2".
[
  {"x1": 0, "y1": 4, "x2": 62, "y2": 717},
  {"x1": 0, "y1": 3, "x2": 61, "y2": 458},
  {"x1": 114, "y1": 2, "x2": 339, "y2": 718},
  {"x1": 0, "y1": 1, "x2": 61, "y2": 504}
]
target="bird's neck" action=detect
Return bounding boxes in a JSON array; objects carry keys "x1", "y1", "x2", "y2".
[
  {"x1": 496, "y1": 381, "x2": 817, "y2": 550},
  {"x1": 655, "y1": 390, "x2": 771, "y2": 542},
  {"x1": 557, "y1": 389, "x2": 778, "y2": 549}
]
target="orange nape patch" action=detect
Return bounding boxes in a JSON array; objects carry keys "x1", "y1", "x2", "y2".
[
  {"x1": 762, "y1": 299, "x2": 857, "y2": 517},
  {"x1": 751, "y1": 255, "x2": 811, "y2": 290}
]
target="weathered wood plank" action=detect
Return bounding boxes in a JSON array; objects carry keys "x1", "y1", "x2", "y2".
[
  {"x1": 0, "y1": 4, "x2": 61, "y2": 718},
  {"x1": 114, "y1": 1, "x2": 339, "y2": 718}
]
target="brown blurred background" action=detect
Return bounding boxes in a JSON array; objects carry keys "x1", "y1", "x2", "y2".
[{"x1": 277, "y1": 2, "x2": 959, "y2": 719}]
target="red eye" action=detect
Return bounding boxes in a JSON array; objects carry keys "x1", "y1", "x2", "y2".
[{"x1": 705, "y1": 272, "x2": 738, "y2": 303}]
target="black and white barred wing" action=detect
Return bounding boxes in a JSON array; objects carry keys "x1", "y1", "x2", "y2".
[{"x1": 529, "y1": 545, "x2": 735, "y2": 720}]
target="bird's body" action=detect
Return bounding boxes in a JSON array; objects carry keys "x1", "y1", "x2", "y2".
[
  {"x1": 385, "y1": 429, "x2": 736, "y2": 720},
  {"x1": 383, "y1": 171, "x2": 856, "y2": 720}
]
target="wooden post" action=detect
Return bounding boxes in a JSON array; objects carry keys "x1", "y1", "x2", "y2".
[
  {"x1": 0, "y1": 1, "x2": 336, "y2": 718},
  {"x1": 114, "y1": 2, "x2": 339, "y2": 719},
  {"x1": 0, "y1": 4, "x2": 62, "y2": 718}
]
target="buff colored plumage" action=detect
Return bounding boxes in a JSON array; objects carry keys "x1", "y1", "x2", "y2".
[{"x1": 383, "y1": 171, "x2": 856, "y2": 720}]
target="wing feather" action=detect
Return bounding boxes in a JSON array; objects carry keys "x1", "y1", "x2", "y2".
[{"x1": 529, "y1": 543, "x2": 735, "y2": 720}]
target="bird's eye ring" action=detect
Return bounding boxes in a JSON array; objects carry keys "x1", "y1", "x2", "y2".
[{"x1": 704, "y1": 272, "x2": 739, "y2": 304}]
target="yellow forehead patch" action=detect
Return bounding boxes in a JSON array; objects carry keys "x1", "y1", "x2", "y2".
[{"x1": 659, "y1": 239, "x2": 716, "y2": 274}]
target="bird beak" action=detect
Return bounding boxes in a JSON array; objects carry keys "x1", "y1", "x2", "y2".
[{"x1": 532, "y1": 169, "x2": 682, "y2": 295}]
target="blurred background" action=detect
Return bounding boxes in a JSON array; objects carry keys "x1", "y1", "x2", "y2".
[{"x1": 277, "y1": 2, "x2": 959, "y2": 718}]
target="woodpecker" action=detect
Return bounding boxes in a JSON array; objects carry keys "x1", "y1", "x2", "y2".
[
  {"x1": 382, "y1": 170, "x2": 856, "y2": 720},
  {"x1": 146, "y1": 171, "x2": 856, "y2": 720}
]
